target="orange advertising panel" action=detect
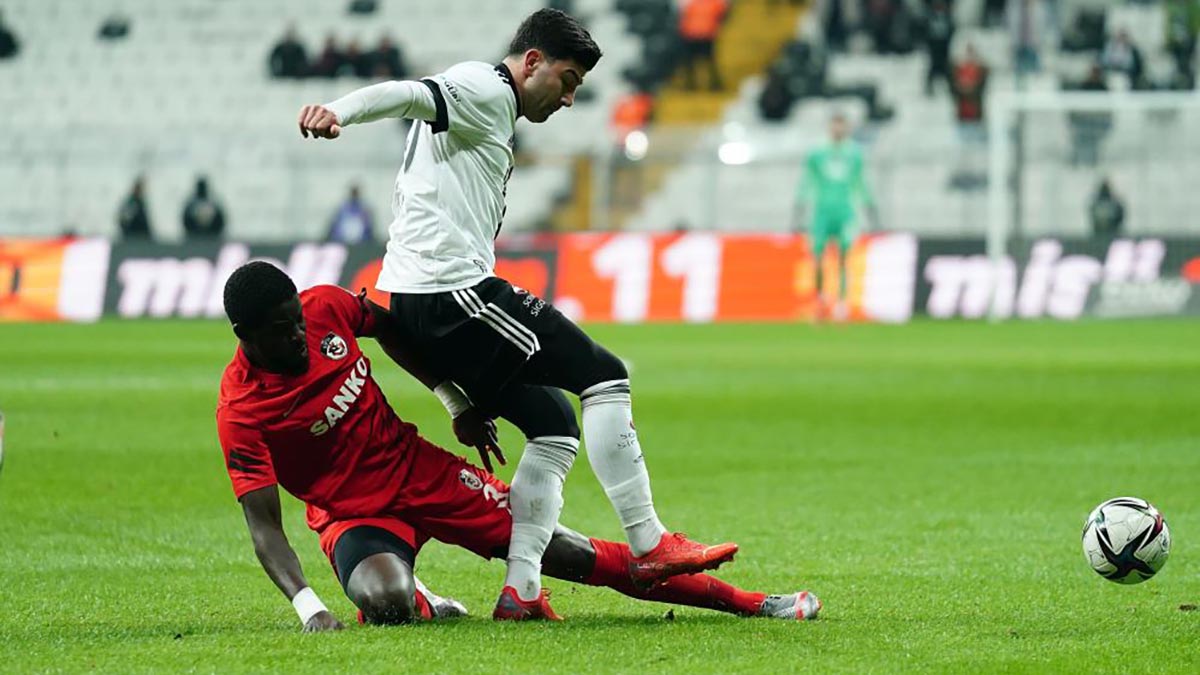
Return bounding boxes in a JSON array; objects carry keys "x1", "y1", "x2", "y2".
[
  {"x1": 0, "y1": 239, "x2": 70, "y2": 322},
  {"x1": 0, "y1": 238, "x2": 110, "y2": 323},
  {"x1": 552, "y1": 232, "x2": 916, "y2": 323}
]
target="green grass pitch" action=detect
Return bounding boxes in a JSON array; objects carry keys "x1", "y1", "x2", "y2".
[{"x1": 0, "y1": 319, "x2": 1197, "y2": 673}]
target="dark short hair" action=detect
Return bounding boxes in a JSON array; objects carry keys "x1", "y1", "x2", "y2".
[
  {"x1": 508, "y1": 8, "x2": 602, "y2": 70},
  {"x1": 223, "y1": 261, "x2": 297, "y2": 330}
]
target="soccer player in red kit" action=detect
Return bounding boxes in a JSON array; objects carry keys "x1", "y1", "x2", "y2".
[{"x1": 216, "y1": 261, "x2": 821, "y2": 628}]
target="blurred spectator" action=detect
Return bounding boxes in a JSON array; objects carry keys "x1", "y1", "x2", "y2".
[
  {"x1": 339, "y1": 39, "x2": 371, "y2": 79},
  {"x1": 1009, "y1": 0, "x2": 1049, "y2": 75},
  {"x1": 117, "y1": 176, "x2": 153, "y2": 240},
  {"x1": 367, "y1": 35, "x2": 408, "y2": 79},
  {"x1": 823, "y1": 0, "x2": 850, "y2": 52},
  {"x1": 269, "y1": 25, "x2": 308, "y2": 79},
  {"x1": 611, "y1": 89, "x2": 655, "y2": 143},
  {"x1": 1100, "y1": 29, "x2": 1145, "y2": 88},
  {"x1": 865, "y1": 0, "x2": 918, "y2": 55},
  {"x1": 1062, "y1": 8, "x2": 1107, "y2": 52},
  {"x1": 349, "y1": 0, "x2": 378, "y2": 15},
  {"x1": 327, "y1": 185, "x2": 374, "y2": 244},
  {"x1": 1089, "y1": 178, "x2": 1125, "y2": 237},
  {"x1": 1168, "y1": 62, "x2": 1196, "y2": 89},
  {"x1": 1166, "y1": 0, "x2": 1200, "y2": 77},
  {"x1": 98, "y1": 14, "x2": 131, "y2": 41},
  {"x1": 679, "y1": 0, "x2": 728, "y2": 91},
  {"x1": 950, "y1": 44, "x2": 988, "y2": 189},
  {"x1": 982, "y1": 0, "x2": 1007, "y2": 28},
  {"x1": 610, "y1": 91, "x2": 655, "y2": 205},
  {"x1": 182, "y1": 177, "x2": 226, "y2": 240},
  {"x1": 923, "y1": 1, "x2": 955, "y2": 96},
  {"x1": 0, "y1": 10, "x2": 19, "y2": 59},
  {"x1": 1068, "y1": 65, "x2": 1111, "y2": 166},
  {"x1": 310, "y1": 35, "x2": 345, "y2": 79},
  {"x1": 866, "y1": 0, "x2": 899, "y2": 53},
  {"x1": 758, "y1": 65, "x2": 794, "y2": 120},
  {"x1": 952, "y1": 44, "x2": 988, "y2": 135}
]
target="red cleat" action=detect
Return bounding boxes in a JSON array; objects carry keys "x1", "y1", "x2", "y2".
[
  {"x1": 630, "y1": 532, "x2": 739, "y2": 589},
  {"x1": 491, "y1": 586, "x2": 563, "y2": 621}
]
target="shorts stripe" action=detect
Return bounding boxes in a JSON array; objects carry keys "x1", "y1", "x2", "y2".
[
  {"x1": 452, "y1": 289, "x2": 539, "y2": 357},
  {"x1": 463, "y1": 289, "x2": 541, "y2": 353},
  {"x1": 459, "y1": 289, "x2": 542, "y2": 355}
]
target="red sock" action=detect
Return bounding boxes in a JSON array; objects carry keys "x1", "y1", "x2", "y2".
[
  {"x1": 414, "y1": 589, "x2": 433, "y2": 620},
  {"x1": 586, "y1": 538, "x2": 766, "y2": 616}
]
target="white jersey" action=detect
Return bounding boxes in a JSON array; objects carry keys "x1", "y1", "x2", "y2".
[{"x1": 326, "y1": 61, "x2": 520, "y2": 293}]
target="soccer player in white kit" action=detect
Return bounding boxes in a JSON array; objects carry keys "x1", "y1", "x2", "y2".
[{"x1": 297, "y1": 9, "x2": 737, "y2": 621}]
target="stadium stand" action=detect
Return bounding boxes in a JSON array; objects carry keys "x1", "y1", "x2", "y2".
[
  {"x1": 624, "y1": 0, "x2": 1200, "y2": 238},
  {"x1": 0, "y1": 0, "x2": 638, "y2": 241},
  {"x1": 1, "y1": 0, "x2": 1197, "y2": 241}
]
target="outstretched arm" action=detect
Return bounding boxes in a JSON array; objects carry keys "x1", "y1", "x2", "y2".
[
  {"x1": 363, "y1": 299, "x2": 506, "y2": 472},
  {"x1": 240, "y1": 485, "x2": 343, "y2": 632},
  {"x1": 298, "y1": 80, "x2": 438, "y2": 139}
]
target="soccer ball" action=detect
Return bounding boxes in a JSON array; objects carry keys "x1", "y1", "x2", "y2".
[{"x1": 1081, "y1": 497, "x2": 1170, "y2": 584}]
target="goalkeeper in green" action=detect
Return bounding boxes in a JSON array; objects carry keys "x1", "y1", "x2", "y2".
[{"x1": 795, "y1": 112, "x2": 876, "y2": 320}]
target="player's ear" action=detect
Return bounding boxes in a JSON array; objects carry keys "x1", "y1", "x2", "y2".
[{"x1": 523, "y1": 48, "x2": 543, "y2": 76}]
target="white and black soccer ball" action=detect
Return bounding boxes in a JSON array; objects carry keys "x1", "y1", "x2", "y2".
[{"x1": 1081, "y1": 497, "x2": 1170, "y2": 584}]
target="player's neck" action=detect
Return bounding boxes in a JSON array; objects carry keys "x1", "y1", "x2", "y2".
[
  {"x1": 240, "y1": 342, "x2": 284, "y2": 375},
  {"x1": 501, "y1": 55, "x2": 528, "y2": 116}
]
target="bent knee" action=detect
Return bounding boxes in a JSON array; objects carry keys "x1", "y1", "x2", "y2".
[
  {"x1": 589, "y1": 347, "x2": 628, "y2": 384},
  {"x1": 351, "y1": 582, "x2": 418, "y2": 625}
]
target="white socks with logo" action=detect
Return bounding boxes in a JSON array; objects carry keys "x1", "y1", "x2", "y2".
[
  {"x1": 504, "y1": 435, "x2": 578, "y2": 601},
  {"x1": 581, "y1": 379, "x2": 668, "y2": 557}
]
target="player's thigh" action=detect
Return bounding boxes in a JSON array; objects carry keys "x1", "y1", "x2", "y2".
[
  {"x1": 520, "y1": 313, "x2": 628, "y2": 395},
  {"x1": 811, "y1": 217, "x2": 852, "y2": 258},
  {"x1": 400, "y1": 436, "x2": 515, "y2": 560},
  {"x1": 389, "y1": 289, "x2": 526, "y2": 400},
  {"x1": 452, "y1": 277, "x2": 627, "y2": 397},
  {"x1": 493, "y1": 383, "x2": 579, "y2": 440}
]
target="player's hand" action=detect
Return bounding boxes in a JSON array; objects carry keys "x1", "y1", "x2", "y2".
[
  {"x1": 302, "y1": 610, "x2": 344, "y2": 633},
  {"x1": 453, "y1": 408, "x2": 506, "y2": 473},
  {"x1": 298, "y1": 104, "x2": 342, "y2": 139}
]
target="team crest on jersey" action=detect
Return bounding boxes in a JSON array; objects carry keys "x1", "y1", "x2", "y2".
[
  {"x1": 320, "y1": 332, "x2": 348, "y2": 360},
  {"x1": 459, "y1": 469, "x2": 483, "y2": 491}
]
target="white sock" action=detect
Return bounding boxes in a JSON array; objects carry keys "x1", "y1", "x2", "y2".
[
  {"x1": 581, "y1": 379, "x2": 668, "y2": 557},
  {"x1": 504, "y1": 436, "x2": 578, "y2": 601}
]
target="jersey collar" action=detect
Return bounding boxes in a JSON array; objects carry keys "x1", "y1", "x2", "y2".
[{"x1": 494, "y1": 63, "x2": 523, "y2": 120}]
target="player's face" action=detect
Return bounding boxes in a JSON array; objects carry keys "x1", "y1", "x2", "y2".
[
  {"x1": 830, "y1": 118, "x2": 848, "y2": 142},
  {"x1": 524, "y1": 54, "x2": 586, "y2": 123},
  {"x1": 244, "y1": 295, "x2": 309, "y2": 375}
]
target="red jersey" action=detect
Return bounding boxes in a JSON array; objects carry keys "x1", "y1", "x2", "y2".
[{"x1": 216, "y1": 285, "x2": 420, "y2": 533}]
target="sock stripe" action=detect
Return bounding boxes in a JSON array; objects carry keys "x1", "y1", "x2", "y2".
[{"x1": 580, "y1": 379, "x2": 631, "y2": 405}]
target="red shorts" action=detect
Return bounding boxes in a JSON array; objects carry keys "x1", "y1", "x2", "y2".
[{"x1": 316, "y1": 436, "x2": 514, "y2": 566}]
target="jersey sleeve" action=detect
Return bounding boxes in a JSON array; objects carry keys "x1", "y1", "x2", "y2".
[
  {"x1": 421, "y1": 62, "x2": 514, "y2": 138},
  {"x1": 325, "y1": 80, "x2": 439, "y2": 126},
  {"x1": 217, "y1": 414, "x2": 277, "y2": 500},
  {"x1": 305, "y1": 285, "x2": 377, "y2": 337}
]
